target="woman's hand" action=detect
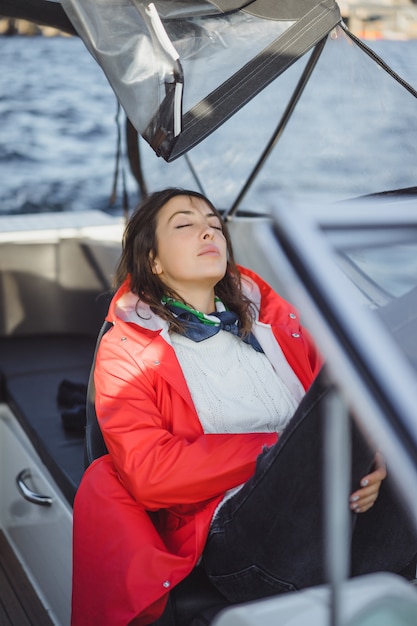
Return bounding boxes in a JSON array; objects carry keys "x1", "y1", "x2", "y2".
[{"x1": 349, "y1": 452, "x2": 386, "y2": 513}]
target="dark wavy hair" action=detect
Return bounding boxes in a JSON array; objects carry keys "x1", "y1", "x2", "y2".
[{"x1": 114, "y1": 188, "x2": 255, "y2": 335}]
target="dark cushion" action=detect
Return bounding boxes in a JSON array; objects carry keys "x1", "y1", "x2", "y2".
[{"x1": 84, "y1": 321, "x2": 112, "y2": 467}]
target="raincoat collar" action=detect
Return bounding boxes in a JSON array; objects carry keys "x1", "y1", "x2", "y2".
[{"x1": 108, "y1": 269, "x2": 262, "y2": 340}]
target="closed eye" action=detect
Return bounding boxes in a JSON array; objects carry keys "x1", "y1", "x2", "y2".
[{"x1": 208, "y1": 219, "x2": 223, "y2": 231}]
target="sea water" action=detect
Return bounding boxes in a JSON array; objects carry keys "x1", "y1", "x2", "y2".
[{"x1": 1, "y1": 33, "x2": 417, "y2": 215}]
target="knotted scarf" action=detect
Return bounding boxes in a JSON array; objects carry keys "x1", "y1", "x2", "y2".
[{"x1": 163, "y1": 297, "x2": 264, "y2": 353}]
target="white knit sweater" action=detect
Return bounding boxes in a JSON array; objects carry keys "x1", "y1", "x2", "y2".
[{"x1": 171, "y1": 329, "x2": 298, "y2": 435}]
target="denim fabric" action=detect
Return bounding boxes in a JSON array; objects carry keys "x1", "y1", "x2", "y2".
[
  {"x1": 351, "y1": 475, "x2": 417, "y2": 577},
  {"x1": 202, "y1": 367, "x2": 417, "y2": 603}
]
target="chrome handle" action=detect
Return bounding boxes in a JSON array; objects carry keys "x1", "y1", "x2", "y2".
[{"x1": 16, "y1": 469, "x2": 53, "y2": 506}]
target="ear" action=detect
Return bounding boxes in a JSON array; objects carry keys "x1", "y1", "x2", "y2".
[{"x1": 150, "y1": 254, "x2": 162, "y2": 275}]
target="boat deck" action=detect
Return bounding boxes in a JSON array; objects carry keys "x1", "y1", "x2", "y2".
[{"x1": 0, "y1": 531, "x2": 54, "y2": 625}]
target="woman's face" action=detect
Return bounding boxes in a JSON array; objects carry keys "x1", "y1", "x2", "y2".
[{"x1": 152, "y1": 195, "x2": 228, "y2": 300}]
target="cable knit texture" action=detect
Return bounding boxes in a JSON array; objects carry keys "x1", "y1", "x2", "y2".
[{"x1": 171, "y1": 330, "x2": 298, "y2": 434}]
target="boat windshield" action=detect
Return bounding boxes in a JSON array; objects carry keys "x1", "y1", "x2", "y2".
[
  {"x1": 345, "y1": 242, "x2": 417, "y2": 300},
  {"x1": 316, "y1": 199, "x2": 417, "y2": 375}
]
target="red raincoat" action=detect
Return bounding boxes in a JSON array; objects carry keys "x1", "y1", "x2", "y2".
[{"x1": 71, "y1": 267, "x2": 321, "y2": 626}]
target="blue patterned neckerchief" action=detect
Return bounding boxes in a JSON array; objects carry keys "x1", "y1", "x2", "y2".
[{"x1": 162, "y1": 296, "x2": 264, "y2": 353}]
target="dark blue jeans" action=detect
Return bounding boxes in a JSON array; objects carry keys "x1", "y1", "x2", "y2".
[{"x1": 202, "y1": 367, "x2": 417, "y2": 603}]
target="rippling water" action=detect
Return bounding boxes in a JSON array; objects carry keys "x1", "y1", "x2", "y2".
[
  {"x1": 1, "y1": 36, "x2": 121, "y2": 214},
  {"x1": 1, "y1": 33, "x2": 417, "y2": 215}
]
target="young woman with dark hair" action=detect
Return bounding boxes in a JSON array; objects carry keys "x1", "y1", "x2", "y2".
[{"x1": 71, "y1": 188, "x2": 415, "y2": 626}]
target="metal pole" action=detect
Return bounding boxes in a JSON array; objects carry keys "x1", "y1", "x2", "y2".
[
  {"x1": 184, "y1": 153, "x2": 206, "y2": 196},
  {"x1": 324, "y1": 388, "x2": 351, "y2": 626},
  {"x1": 224, "y1": 36, "x2": 327, "y2": 220}
]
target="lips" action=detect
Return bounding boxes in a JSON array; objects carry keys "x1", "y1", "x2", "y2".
[{"x1": 198, "y1": 245, "x2": 220, "y2": 256}]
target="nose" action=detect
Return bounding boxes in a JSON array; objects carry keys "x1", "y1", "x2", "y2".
[{"x1": 202, "y1": 224, "x2": 216, "y2": 239}]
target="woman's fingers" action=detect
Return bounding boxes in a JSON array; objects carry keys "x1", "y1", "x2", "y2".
[
  {"x1": 350, "y1": 489, "x2": 379, "y2": 513},
  {"x1": 349, "y1": 452, "x2": 386, "y2": 513}
]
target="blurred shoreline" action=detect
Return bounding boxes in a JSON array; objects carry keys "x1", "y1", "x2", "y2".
[
  {"x1": 340, "y1": 1, "x2": 417, "y2": 39},
  {"x1": 1, "y1": 3, "x2": 417, "y2": 40},
  {"x1": 0, "y1": 17, "x2": 68, "y2": 37}
]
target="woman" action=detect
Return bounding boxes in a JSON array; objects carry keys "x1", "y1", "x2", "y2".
[{"x1": 72, "y1": 188, "x2": 410, "y2": 626}]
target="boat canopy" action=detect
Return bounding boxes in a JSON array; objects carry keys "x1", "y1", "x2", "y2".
[{"x1": 60, "y1": 0, "x2": 341, "y2": 161}]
